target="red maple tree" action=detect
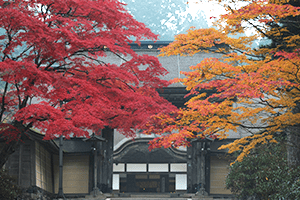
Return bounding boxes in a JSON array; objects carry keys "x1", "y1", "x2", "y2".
[{"x1": 0, "y1": 0, "x2": 175, "y2": 167}]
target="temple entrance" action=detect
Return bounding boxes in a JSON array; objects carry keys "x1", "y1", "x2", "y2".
[
  {"x1": 120, "y1": 173, "x2": 175, "y2": 193},
  {"x1": 112, "y1": 139, "x2": 188, "y2": 193}
]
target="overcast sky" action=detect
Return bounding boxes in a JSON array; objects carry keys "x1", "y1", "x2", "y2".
[{"x1": 122, "y1": 0, "x2": 226, "y2": 41}]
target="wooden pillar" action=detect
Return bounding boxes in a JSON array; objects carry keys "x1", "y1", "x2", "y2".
[
  {"x1": 18, "y1": 144, "x2": 23, "y2": 186},
  {"x1": 197, "y1": 142, "x2": 202, "y2": 189},
  {"x1": 187, "y1": 139, "x2": 209, "y2": 195},
  {"x1": 57, "y1": 136, "x2": 64, "y2": 198},
  {"x1": 98, "y1": 141, "x2": 104, "y2": 191},
  {"x1": 99, "y1": 127, "x2": 114, "y2": 193},
  {"x1": 197, "y1": 141, "x2": 208, "y2": 196},
  {"x1": 205, "y1": 142, "x2": 211, "y2": 194},
  {"x1": 187, "y1": 139, "x2": 200, "y2": 193},
  {"x1": 92, "y1": 141, "x2": 98, "y2": 197},
  {"x1": 187, "y1": 141, "x2": 193, "y2": 193}
]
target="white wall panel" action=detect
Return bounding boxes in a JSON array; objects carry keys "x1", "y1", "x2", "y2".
[
  {"x1": 126, "y1": 164, "x2": 147, "y2": 172},
  {"x1": 148, "y1": 164, "x2": 168, "y2": 172},
  {"x1": 112, "y1": 174, "x2": 119, "y2": 190},
  {"x1": 171, "y1": 163, "x2": 187, "y2": 172},
  {"x1": 175, "y1": 174, "x2": 187, "y2": 190},
  {"x1": 113, "y1": 163, "x2": 125, "y2": 172}
]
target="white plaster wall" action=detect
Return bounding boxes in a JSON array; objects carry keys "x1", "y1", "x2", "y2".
[{"x1": 175, "y1": 174, "x2": 187, "y2": 190}]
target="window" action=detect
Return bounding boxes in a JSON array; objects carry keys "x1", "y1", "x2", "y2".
[{"x1": 35, "y1": 142, "x2": 52, "y2": 192}]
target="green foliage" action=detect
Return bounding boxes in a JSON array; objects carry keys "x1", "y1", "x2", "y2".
[
  {"x1": 226, "y1": 142, "x2": 300, "y2": 199},
  {"x1": 0, "y1": 169, "x2": 21, "y2": 200}
]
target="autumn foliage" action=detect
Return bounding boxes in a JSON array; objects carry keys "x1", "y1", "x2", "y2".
[
  {"x1": 144, "y1": 0, "x2": 300, "y2": 163},
  {"x1": 0, "y1": 0, "x2": 175, "y2": 167}
]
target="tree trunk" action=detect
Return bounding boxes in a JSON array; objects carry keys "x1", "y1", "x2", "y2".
[
  {"x1": 287, "y1": 126, "x2": 300, "y2": 168},
  {"x1": 287, "y1": 102, "x2": 300, "y2": 168},
  {"x1": 0, "y1": 121, "x2": 28, "y2": 168},
  {"x1": 0, "y1": 141, "x2": 18, "y2": 168}
]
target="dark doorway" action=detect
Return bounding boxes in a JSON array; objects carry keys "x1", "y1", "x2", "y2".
[{"x1": 120, "y1": 173, "x2": 175, "y2": 193}]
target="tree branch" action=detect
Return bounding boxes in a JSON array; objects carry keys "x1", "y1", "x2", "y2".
[{"x1": 0, "y1": 82, "x2": 9, "y2": 122}]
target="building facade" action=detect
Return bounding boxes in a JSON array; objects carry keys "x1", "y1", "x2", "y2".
[{"x1": 1, "y1": 42, "x2": 244, "y2": 199}]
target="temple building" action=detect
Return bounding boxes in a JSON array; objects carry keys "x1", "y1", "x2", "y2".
[{"x1": 1, "y1": 42, "x2": 246, "y2": 199}]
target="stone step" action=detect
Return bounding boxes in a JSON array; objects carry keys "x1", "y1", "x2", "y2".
[
  {"x1": 107, "y1": 198, "x2": 232, "y2": 200},
  {"x1": 106, "y1": 197, "x2": 220, "y2": 200},
  {"x1": 106, "y1": 197, "x2": 192, "y2": 200},
  {"x1": 58, "y1": 197, "x2": 233, "y2": 200},
  {"x1": 55, "y1": 194, "x2": 235, "y2": 200}
]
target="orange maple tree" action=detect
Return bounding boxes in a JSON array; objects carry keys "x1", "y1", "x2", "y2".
[{"x1": 144, "y1": 0, "x2": 300, "y2": 166}]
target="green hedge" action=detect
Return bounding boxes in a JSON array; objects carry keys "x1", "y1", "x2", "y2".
[{"x1": 226, "y1": 141, "x2": 300, "y2": 200}]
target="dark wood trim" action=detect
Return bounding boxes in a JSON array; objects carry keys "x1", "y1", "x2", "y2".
[
  {"x1": 206, "y1": 142, "x2": 211, "y2": 194},
  {"x1": 50, "y1": 153, "x2": 55, "y2": 193},
  {"x1": 18, "y1": 144, "x2": 22, "y2": 185},
  {"x1": 89, "y1": 151, "x2": 93, "y2": 194},
  {"x1": 146, "y1": 162, "x2": 149, "y2": 172},
  {"x1": 31, "y1": 141, "x2": 36, "y2": 188}
]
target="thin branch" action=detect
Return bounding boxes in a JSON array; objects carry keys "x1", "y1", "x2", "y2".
[
  {"x1": 259, "y1": 97, "x2": 287, "y2": 109},
  {"x1": 13, "y1": 45, "x2": 34, "y2": 61},
  {"x1": 229, "y1": 121, "x2": 277, "y2": 130},
  {"x1": 14, "y1": 84, "x2": 22, "y2": 110},
  {"x1": 74, "y1": 53, "x2": 107, "y2": 65},
  {"x1": 0, "y1": 82, "x2": 9, "y2": 122},
  {"x1": 20, "y1": 95, "x2": 29, "y2": 110}
]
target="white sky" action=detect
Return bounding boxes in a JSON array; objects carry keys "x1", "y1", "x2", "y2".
[
  {"x1": 186, "y1": 0, "x2": 228, "y2": 26},
  {"x1": 186, "y1": 0, "x2": 258, "y2": 40}
]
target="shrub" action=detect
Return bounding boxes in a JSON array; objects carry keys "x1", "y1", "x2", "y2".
[
  {"x1": 226, "y1": 141, "x2": 300, "y2": 200},
  {"x1": 0, "y1": 169, "x2": 21, "y2": 200}
]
